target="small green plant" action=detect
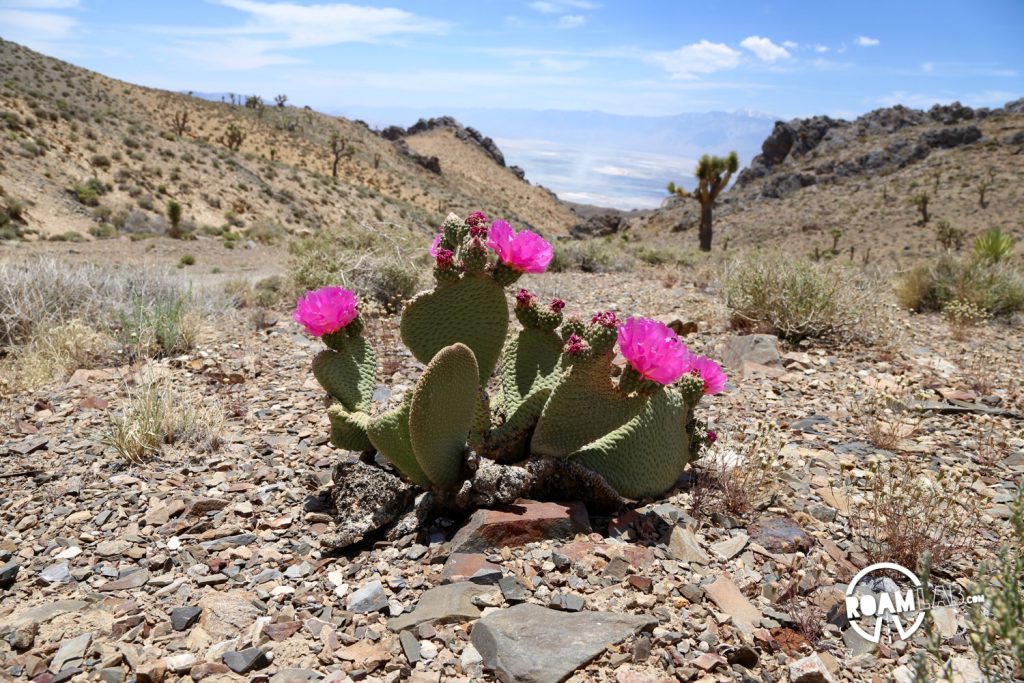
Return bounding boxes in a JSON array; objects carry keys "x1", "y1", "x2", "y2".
[
  {"x1": 898, "y1": 256, "x2": 1024, "y2": 316},
  {"x1": 935, "y1": 218, "x2": 966, "y2": 251},
  {"x1": 73, "y1": 178, "x2": 107, "y2": 206},
  {"x1": 178, "y1": 254, "x2": 196, "y2": 267},
  {"x1": 166, "y1": 200, "x2": 184, "y2": 238},
  {"x1": 974, "y1": 227, "x2": 1013, "y2": 263},
  {"x1": 912, "y1": 192, "x2": 930, "y2": 224}
]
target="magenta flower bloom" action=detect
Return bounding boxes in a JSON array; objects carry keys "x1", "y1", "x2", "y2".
[
  {"x1": 435, "y1": 247, "x2": 455, "y2": 269},
  {"x1": 689, "y1": 355, "x2": 728, "y2": 395},
  {"x1": 616, "y1": 317, "x2": 690, "y2": 385},
  {"x1": 549, "y1": 298, "x2": 565, "y2": 313},
  {"x1": 466, "y1": 211, "x2": 488, "y2": 228},
  {"x1": 429, "y1": 232, "x2": 442, "y2": 257},
  {"x1": 591, "y1": 311, "x2": 619, "y2": 329},
  {"x1": 293, "y1": 287, "x2": 358, "y2": 337},
  {"x1": 486, "y1": 220, "x2": 553, "y2": 273}
]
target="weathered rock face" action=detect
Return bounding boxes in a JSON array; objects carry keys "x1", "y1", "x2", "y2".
[
  {"x1": 919, "y1": 125, "x2": 982, "y2": 149},
  {"x1": 449, "y1": 500, "x2": 591, "y2": 553},
  {"x1": 322, "y1": 459, "x2": 417, "y2": 549},
  {"x1": 471, "y1": 603, "x2": 657, "y2": 683},
  {"x1": 391, "y1": 139, "x2": 441, "y2": 175},
  {"x1": 569, "y1": 212, "x2": 629, "y2": 239},
  {"x1": 379, "y1": 116, "x2": 515, "y2": 174}
]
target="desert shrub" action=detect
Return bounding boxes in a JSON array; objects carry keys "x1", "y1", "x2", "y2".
[
  {"x1": 245, "y1": 217, "x2": 288, "y2": 245},
  {"x1": 852, "y1": 378, "x2": 925, "y2": 450},
  {"x1": 848, "y1": 455, "x2": 985, "y2": 570},
  {"x1": 73, "y1": 177, "x2": 107, "y2": 206},
  {"x1": 104, "y1": 378, "x2": 224, "y2": 462},
  {"x1": 942, "y1": 299, "x2": 988, "y2": 340},
  {"x1": 1, "y1": 319, "x2": 113, "y2": 392},
  {"x1": 897, "y1": 256, "x2": 1024, "y2": 316},
  {"x1": 724, "y1": 253, "x2": 887, "y2": 342},
  {"x1": 629, "y1": 244, "x2": 695, "y2": 267},
  {"x1": 549, "y1": 239, "x2": 635, "y2": 273},
  {"x1": 48, "y1": 230, "x2": 85, "y2": 242},
  {"x1": 89, "y1": 222, "x2": 118, "y2": 239},
  {"x1": 288, "y1": 223, "x2": 425, "y2": 312},
  {"x1": 223, "y1": 276, "x2": 284, "y2": 309},
  {"x1": 117, "y1": 293, "x2": 201, "y2": 357},
  {"x1": 90, "y1": 153, "x2": 110, "y2": 169},
  {"x1": 178, "y1": 254, "x2": 196, "y2": 267},
  {"x1": 935, "y1": 218, "x2": 966, "y2": 251},
  {"x1": 974, "y1": 226, "x2": 1014, "y2": 263},
  {"x1": 689, "y1": 420, "x2": 784, "y2": 520},
  {"x1": 166, "y1": 200, "x2": 184, "y2": 238}
]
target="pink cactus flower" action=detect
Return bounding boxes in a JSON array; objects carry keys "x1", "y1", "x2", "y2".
[
  {"x1": 429, "y1": 232, "x2": 442, "y2": 257},
  {"x1": 616, "y1": 317, "x2": 690, "y2": 385},
  {"x1": 563, "y1": 333, "x2": 589, "y2": 356},
  {"x1": 486, "y1": 220, "x2": 553, "y2": 273},
  {"x1": 549, "y1": 298, "x2": 565, "y2": 313},
  {"x1": 591, "y1": 311, "x2": 619, "y2": 328},
  {"x1": 706, "y1": 430, "x2": 718, "y2": 444},
  {"x1": 689, "y1": 355, "x2": 728, "y2": 395},
  {"x1": 293, "y1": 287, "x2": 358, "y2": 337}
]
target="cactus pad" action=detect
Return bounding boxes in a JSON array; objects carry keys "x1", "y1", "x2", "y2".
[
  {"x1": 327, "y1": 405, "x2": 374, "y2": 452},
  {"x1": 531, "y1": 353, "x2": 647, "y2": 458},
  {"x1": 498, "y1": 328, "x2": 564, "y2": 415},
  {"x1": 409, "y1": 343, "x2": 479, "y2": 489},
  {"x1": 367, "y1": 396, "x2": 432, "y2": 488},
  {"x1": 311, "y1": 337, "x2": 377, "y2": 413},
  {"x1": 400, "y1": 276, "x2": 508, "y2": 383},
  {"x1": 573, "y1": 388, "x2": 693, "y2": 499}
]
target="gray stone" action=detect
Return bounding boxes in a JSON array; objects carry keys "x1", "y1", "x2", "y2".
[
  {"x1": 223, "y1": 647, "x2": 269, "y2": 674},
  {"x1": 164, "y1": 652, "x2": 197, "y2": 674},
  {"x1": 270, "y1": 669, "x2": 323, "y2": 683},
  {"x1": 668, "y1": 526, "x2": 709, "y2": 564},
  {"x1": 50, "y1": 631, "x2": 92, "y2": 672},
  {"x1": 498, "y1": 575, "x2": 529, "y2": 603},
  {"x1": 399, "y1": 630, "x2": 421, "y2": 664},
  {"x1": 170, "y1": 605, "x2": 202, "y2": 631},
  {"x1": 98, "y1": 667, "x2": 125, "y2": 683},
  {"x1": 711, "y1": 533, "x2": 748, "y2": 560},
  {"x1": 98, "y1": 569, "x2": 150, "y2": 592},
  {"x1": 39, "y1": 562, "x2": 71, "y2": 584},
  {"x1": 721, "y1": 335, "x2": 781, "y2": 372},
  {"x1": 471, "y1": 603, "x2": 656, "y2": 683},
  {"x1": 388, "y1": 582, "x2": 492, "y2": 632},
  {"x1": 347, "y1": 580, "x2": 388, "y2": 614},
  {"x1": 199, "y1": 534, "x2": 257, "y2": 552},
  {"x1": 5, "y1": 600, "x2": 90, "y2": 632},
  {"x1": 746, "y1": 516, "x2": 813, "y2": 553},
  {"x1": 0, "y1": 560, "x2": 20, "y2": 588},
  {"x1": 549, "y1": 593, "x2": 585, "y2": 612},
  {"x1": 704, "y1": 576, "x2": 761, "y2": 634}
]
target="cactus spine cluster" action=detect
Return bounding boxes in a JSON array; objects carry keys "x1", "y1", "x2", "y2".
[{"x1": 305, "y1": 212, "x2": 716, "y2": 501}]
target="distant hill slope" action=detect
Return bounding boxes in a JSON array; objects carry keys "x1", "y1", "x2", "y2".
[
  {"x1": 0, "y1": 39, "x2": 576, "y2": 241},
  {"x1": 632, "y1": 100, "x2": 1024, "y2": 261}
]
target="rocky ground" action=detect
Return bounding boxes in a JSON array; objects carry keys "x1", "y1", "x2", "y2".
[{"x1": 1, "y1": 269, "x2": 1022, "y2": 683}]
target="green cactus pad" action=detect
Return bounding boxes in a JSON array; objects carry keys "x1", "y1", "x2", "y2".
[
  {"x1": 486, "y1": 385, "x2": 552, "y2": 462},
  {"x1": 400, "y1": 276, "x2": 508, "y2": 384},
  {"x1": 327, "y1": 404, "x2": 374, "y2": 452},
  {"x1": 573, "y1": 387, "x2": 693, "y2": 499},
  {"x1": 408, "y1": 343, "x2": 479, "y2": 490},
  {"x1": 531, "y1": 353, "x2": 648, "y2": 458},
  {"x1": 366, "y1": 396, "x2": 432, "y2": 488},
  {"x1": 498, "y1": 328, "x2": 564, "y2": 415},
  {"x1": 311, "y1": 337, "x2": 377, "y2": 413}
]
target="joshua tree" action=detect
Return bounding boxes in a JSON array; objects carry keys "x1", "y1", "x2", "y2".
[
  {"x1": 912, "y1": 193, "x2": 930, "y2": 224},
  {"x1": 667, "y1": 151, "x2": 739, "y2": 252},
  {"x1": 329, "y1": 133, "x2": 354, "y2": 179},
  {"x1": 166, "y1": 200, "x2": 183, "y2": 238},
  {"x1": 830, "y1": 228, "x2": 843, "y2": 255},
  {"x1": 221, "y1": 123, "x2": 246, "y2": 151},
  {"x1": 275, "y1": 94, "x2": 288, "y2": 107},
  {"x1": 245, "y1": 95, "x2": 263, "y2": 109},
  {"x1": 171, "y1": 109, "x2": 189, "y2": 138}
]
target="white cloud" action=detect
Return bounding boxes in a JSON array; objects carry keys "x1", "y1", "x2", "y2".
[
  {"x1": 647, "y1": 40, "x2": 742, "y2": 80},
  {"x1": 0, "y1": 7, "x2": 75, "y2": 42},
  {"x1": 856, "y1": 35, "x2": 880, "y2": 47},
  {"x1": 557, "y1": 14, "x2": 585, "y2": 28},
  {"x1": 814, "y1": 44, "x2": 828, "y2": 53},
  {"x1": 740, "y1": 36, "x2": 790, "y2": 62},
  {"x1": 0, "y1": 0, "x2": 78, "y2": 7},
  {"x1": 782, "y1": 40, "x2": 798, "y2": 49},
  {"x1": 528, "y1": 1, "x2": 560, "y2": 13},
  {"x1": 528, "y1": 0, "x2": 597, "y2": 12}
]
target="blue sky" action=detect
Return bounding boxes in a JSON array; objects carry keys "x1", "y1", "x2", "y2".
[{"x1": 1, "y1": 0, "x2": 1021, "y2": 118}]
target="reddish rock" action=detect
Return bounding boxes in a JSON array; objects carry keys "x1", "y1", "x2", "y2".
[
  {"x1": 449, "y1": 500, "x2": 590, "y2": 552},
  {"x1": 136, "y1": 660, "x2": 166, "y2": 683},
  {"x1": 746, "y1": 516, "x2": 813, "y2": 553},
  {"x1": 183, "y1": 498, "x2": 230, "y2": 518},
  {"x1": 189, "y1": 662, "x2": 230, "y2": 681},
  {"x1": 627, "y1": 575, "x2": 653, "y2": 593},
  {"x1": 263, "y1": 620, "x2": 302, "y2": 641},
  {"x1": 441, "y1": 553, "x2": 501, "y2": 584}
]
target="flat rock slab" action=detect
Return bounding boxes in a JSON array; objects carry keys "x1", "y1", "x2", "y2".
[
  {"x1": 471, "y1": 603, "x2": 656, "y2": 683},
  {"x1": 721, "y1": 335, "x2": 781, "y2": 373},
  {"x1": 746, "y1": 516, "x2": 813, "y2": 553},
  {"x1": 704, "y1": 576, "x2": 761, "y2": 634},
  {"x1": 199, "y1": 591, "x2": 263, "y2": 639},
  {"x1": 3, "y1": 600, "x2": 90, "y2": 633},
  {"x1": 388, "y1": 582, "x2": 493, "y2": 632},
  {"x1": 450, "y1": 500, "x2": 590, "y2": 553}
]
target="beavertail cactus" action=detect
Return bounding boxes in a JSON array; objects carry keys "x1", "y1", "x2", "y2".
[{"x1": 297, "y1": 211, "x2": 727, "y2": 532}]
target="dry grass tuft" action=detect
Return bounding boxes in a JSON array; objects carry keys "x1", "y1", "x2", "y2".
[
  {"x1": 1, "y1": 319, "x2": 113, "y2": 391},
  {"x1": 851, "y1": 378, "x2": 925, "y2": 451},
  {"x1": 689, "y1": 420, "x2": 784, "y2": 520}
]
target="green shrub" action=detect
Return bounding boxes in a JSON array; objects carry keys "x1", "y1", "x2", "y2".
[
  {"x1": 724, "y1": 253, "x2": 887, "y2": 342},
  {"x1": 897, "y1": 256, "x2": 1024, "y2": 316},
  {"x1": 73, "y1": 178, "x2": 107, "y2": 206},
  {"x1": 89, "y1": 223, "x2": 118, "y2": 239},
  {"x1": 288, "y1": 223, "x2": 424, "y2": 312},
  {"x1": 166, "y1": 200, "x2": 184, "y2": 238},
  {"x1": 178, "y1": 254, "x2": 196, "y2": 267},
  {"x1": 90, "y1": 153, "x2": 111, "y2": 169},
  {"x1": 549, "y1": 239, "x2": 635, "y2": 273},
  {"x1": 974, "y1": 227, "x2": 1014, "y2": 263},
  {"x1": 245, "y1": 217, "x2": 288, "y2": 245}
]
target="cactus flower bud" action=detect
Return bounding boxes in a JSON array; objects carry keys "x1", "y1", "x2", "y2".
[
  {"x1": 515, "y1": 288, "x2": 536, "y2": 308},
  {"x1": 563, "y1": 333, "x2": 589, "y2": 356},
  {"x1": 435, "y1": 247, "x2": 455, "y2": 269},
  {"x1": 706, "y1": 430, "x2": 717, "y2": 444},
  {"x1": 466, "y1": 210, "x2": 488, "y2": 228},
  {"x1": 293, "y1": 286, "x2": 359, "y2": 337},
  {"x1": 549, "y1": 298, "x2": 565, "y2": 313},
  {"x1": 590, "y1": 311, "x2": 619, "y2": 328}
]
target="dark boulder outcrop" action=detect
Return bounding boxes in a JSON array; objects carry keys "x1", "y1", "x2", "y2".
[
  {"x1": 919, "y1": 125, "x2": 982, "y2": 149},
  {"x1": 569, "y1": 212, "x2": 629, "y2": 239},
  {"x1": 928, "y1": 101, "x2": 976, "y2": 125},
  {"x1": 392, "y1": 139, "x2": 441, "y2": 174},
  {"x1": 760, "y1": 172, "x2": 817, "y2": 198}
]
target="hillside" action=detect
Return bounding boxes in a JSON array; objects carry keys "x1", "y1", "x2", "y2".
[
  {"x1": 0, "y1": 39, "x2": 576, "y2": 243},
  {"x1": 622, "y1": 100, "x2": 1024, "y2": 262}
]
